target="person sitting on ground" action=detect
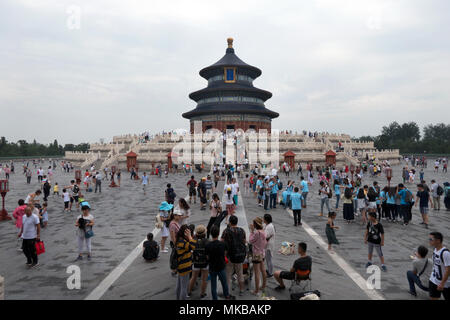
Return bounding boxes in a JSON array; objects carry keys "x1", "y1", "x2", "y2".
[
  {"x1": 274, "y1": 242, "x2": 312, "y2": 290},
  {"x1": 143, "y1": 233, "x2": 159, "y2": 262},
  {"x1": 406, "y1": 245, "x2": 432, "y2": 297}
]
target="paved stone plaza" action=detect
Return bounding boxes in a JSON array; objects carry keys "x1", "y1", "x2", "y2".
[{"x1": 0, "y1": 161, "x2": 448, "y2": 300}]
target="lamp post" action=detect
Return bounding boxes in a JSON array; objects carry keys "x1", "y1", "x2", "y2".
[
  {"x1": 0, "y1": 180, "x2": 11, "y2": 221},
  {"x1": 385, "y1": 167, "x2": 392, "y2": 187},
  {"x1": 109, "y1": 166, "x2": 118, "y2": 187}
]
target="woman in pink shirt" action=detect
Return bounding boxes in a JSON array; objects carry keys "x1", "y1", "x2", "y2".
[
  {"x1": 13, "y1": 199, "x2": 27, "y2": 250},
  {"x1": 249, "y1": 217, "x2": 267, "y2": 296}
]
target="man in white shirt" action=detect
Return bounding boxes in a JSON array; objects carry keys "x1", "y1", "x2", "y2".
[
  {"x1": 94, "y1": 172, "x2": 102, "y2": 193},
  {"x1": 430, "y1": 180, "x2": 440, "y2": 211},
  {"x1": 18, "y1": 207, "x2": 40, "y2": 267},
  {"x1": 264, "y1": 214, "x2": 275, "y2": 277},
  {"x1": 428, "y1": 232, "x2": 450, "y2": 300}
]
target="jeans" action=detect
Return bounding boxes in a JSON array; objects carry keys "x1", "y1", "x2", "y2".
[
  {"x1": 293, "y1": 209, "x2": 301, "y2": 225},
  {"x1": 95, "y1": 181, "x2": 101, "y2": 193},
  {"x1": 210, "y1": 268, "x2": 229, "y2": 300},
  {"x1": 264, "y1": 195, "x2": 269, "y2": 210},
  {"x1": 320, "y1": 197, "x2": 330, "y2": 214},
  {"x1": 265, "y1": 249, "x2": 273, "y2": 275},
  {"x1": 406, "y1": 270, "x2": 428, "y2": 295},
  {"x1": 269, "y1": 193, "x2": 277, "y2": 208},
  {"x1": 335, "y1": 194, "x2": 340, "y2": 209},
  {"x1": 400, "y1": 204, "x2": 411, "y2": 223},
  {"x1": 176, "y1": 273, "x2": 190, "y2": 300},
  {"x1": 433, "y1": 196, "x2": 440, "y2": 210},
  {"x1": 301, "y1": 192, "x2": 308, "y2": 207},
  {"x1": 23, "y1": 238, "x2": 38, "y2": 264}
]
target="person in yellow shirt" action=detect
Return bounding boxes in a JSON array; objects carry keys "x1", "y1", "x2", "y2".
[{"x1": 53, "y1": 183, "x2": 59, "y2": 196}]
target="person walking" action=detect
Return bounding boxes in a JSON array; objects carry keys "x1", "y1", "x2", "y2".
[
  {"x1": 94, "y1": 172, "x2": 102, "y2": 193},
  {"x1": 415, "y1": 183, "x2": 433, "y2": 228},
  {"x1": 75, "y1": 202, "x2": 94, "y2": 261},
  {"x1": 221, "y1": 215, "x2": 246, "y2": 296},
  {"x1": 318, "y1": 181, "x2": 331, "y2": 217},
  {"x1": 430, "y1": 180, "x2": 441, "y2": 211},
  {"x1": 175, "y1": 225, "x2": 195, "y2": 300},
  {"x1": 326, "y1": 212, "x2": 339, "y2": 252},
  {"x1": 300, "y1": 176, "x2": 309, "y2": 208},
  {"x1": 188, "y1": 225, "x2": 209, "y2": 299},
  {"x1": 428, "y1": 232, "x2": 450, "y2": 300},
  {"x1": 290, "y1": 187, "x2": 303, "y2": 226},
  {"x1": 17, "y1": 206, "x2": 40, "y2": 267},
  {"x1": 263, "y1": 214, "x2": 275, "y2": 277},
  {"x1": 365, "y1": 212, "x2": 387, "y2": 272},
  {"x1": 249, "y1": 217, "x2": 267, "y2": 296},
  {"x1": 205, "y1": 225, "x2": 235, "y2": 300},
  {"x1": 141, "y1": 172, "x2": 149, "y2": 195}
]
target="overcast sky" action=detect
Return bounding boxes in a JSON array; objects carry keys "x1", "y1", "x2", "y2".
[{"x1": 1, "y1": 0, "x2": 449, "y2": 145}]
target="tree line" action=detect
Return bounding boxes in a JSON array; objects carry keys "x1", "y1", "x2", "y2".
[
  {"x1": 0, "y1": 137, "x2": 89, "y2": 157},
  {"x1": 354, "y1": 122, "x2": 450, "y2": 154}
]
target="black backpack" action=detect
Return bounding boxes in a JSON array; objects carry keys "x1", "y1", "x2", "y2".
[
  {"x1": 226, "y1": 227, "x2": 247, "y2": 264},
  {"x1": 259, "y1": 185, "x2": 265, "y2": 196},
  {"x1": 73, "y1": 185, "x2": 80, "y2": 195},
  {"x1": 437, "y1": 185, "x2": 444, "y2": 196},
  {"x1": 192, "y1": 238, "x2": 208, "y2": 268}
]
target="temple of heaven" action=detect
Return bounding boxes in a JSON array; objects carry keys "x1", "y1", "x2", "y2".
[{"x1": 182, "y1": 38, "x2": 279, "y2": 133}]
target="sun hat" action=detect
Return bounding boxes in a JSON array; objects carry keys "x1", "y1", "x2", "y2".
[
  {"x1": 159, "y1": 201, "x2": 174, "y2": 211},
  {"x1": 253, "y1": 217, "x2": 263, "y2": 229},
  {"x1": 195, "y1": 225, "x2": 206, "y2": 235},
  {"x1": 173, "y1": 209, "x2": 183, "y2": 216},
  {"x1": 80, "y1": 201, "x2": 91, "y2": 209}
]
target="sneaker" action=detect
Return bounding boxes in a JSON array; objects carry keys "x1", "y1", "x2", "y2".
[
  {"x1": 226, "y1": 295, "x2": 236, "y2": 300},
  {"x1": 200, "y1": 293, "x2": 208, "y2": 299},
  {"x1": 31, "y1": 263, "x2": 39, "y2": 268},
  {"x1": 26, "y1": 262, "x2": 32, "y2": 267},
  {"x1": 75, "y1": 255, "x2": 83, "y2": 261},
  {"x1": 419, "y1": 222, "x2": 425, "y2": 225},
  {"x1": 161, "y1": 249, "x2": 168, "y2": 253},
  {"x1": 365, "y1": 262, "x2": 372, "y2": 268},
  {"x1": 408, "y1": 290, "x2": 417, "y2": 297},
  {"x1": 425, "y1": 224, "x2": 429, "y2": 229},
  {"x1": 381, "y1": 265, "x2": 387, "y2": 272},
  {"x1": 239, "y1": 291, "x2": 244, "y2": 297}
]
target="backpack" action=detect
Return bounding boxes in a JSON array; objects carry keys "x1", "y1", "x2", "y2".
[
  {"x1": 278, "y1": 181, "x2": 283, "y2": 190},
  {"x1": 259, "y1": 186, "x2": 265, "y2": 196},
  {"x1": 189, "y1": 180, "x2": 196, "y2": 190},
  {"x1": 226, "y1": 227, "x2": 247, "y2": 264},
  {"x1": 170, "y1": 242, "x2": 178, "y2": 270},
  {"x1": 327, "y1": 186, "x2": 332, "y2": 199},
  {"x1": 167, "y1": 188, "x2": 176, "y2": 200},
  {"x1": 192, "y1": 238, "x2": 208, "y2": 268},
  {"x1": 436, "y1": 185, "x2": 444, "y2": 196},
  {"x1": 73, "y1": 185, "x2": 80, "y2": 195},
  {"x1": 404, "y1": 189, "x2": 413, "y2": 203}
]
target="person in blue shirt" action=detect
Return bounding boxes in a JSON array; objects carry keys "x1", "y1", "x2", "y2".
[
  {"x1": 290, "y1": 187, "x2": 304, "y2": 226},
  {"x1": 397, "y1": 183, "x2": 413, "y2": 226},
  {"x1": 334, "y1": 179, "x2": 341, "y2": 210},
  {"x1": 269, "y1": 177, "x2": 279, "y2": 209},
  {"x1": 282, "y1": 181, "x2": 294, "y2": 209},
  {"x1": 385, "y1": 187, "x2": 396, "y2": 221},
  {"x1": 256, "y1": 176, "x2": 264, "y2": 207},
  {"x1": 300, "y1": 176, "x2": 309, "y2": 208}
]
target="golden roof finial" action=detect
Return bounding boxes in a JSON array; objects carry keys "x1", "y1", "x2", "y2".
[{"x1": 227, "y1": 37, "x2": 233, "y2": 48}]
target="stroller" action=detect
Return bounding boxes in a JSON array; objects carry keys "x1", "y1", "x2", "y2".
[{"x1": 231, "y1": 243, "x2": 254, "y2": 291}]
